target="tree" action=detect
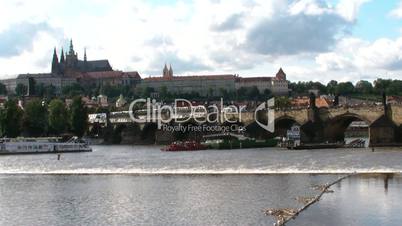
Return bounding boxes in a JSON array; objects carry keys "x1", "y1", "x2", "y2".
[
  {"x1": 336, "y1": 82, "x2": 355, "y2": 95},
  {"x1": 23, "y1": 99, "x2": 48, "y2": 137},
  {"x1": 0, "y1": 83, "x2": 7, "y2": 95},
  {"x1": 355, "y1": 80, "x2": 373, "y2": 94},
  {"x1": 0, "y1": 99, "x2": 23, "y2": 137},
  {"x1": 141, "y1": 87, "x2": 155, "y2": 98},
  {"x1": 48, "y1": 99, "x2": 68, "y2": 135},
  {"x1": 275, "y1": 96, "x2": 291, "y2": 109},
  {"x1": 246, "y1": 86, "x2": 260, "y2": 100},
  {"x1": 159, "y1": 86, "x2": 169, "y2": 100},
  {"x1": 236, "y1": 87, "x2": 248, "y2": 100},
  {"x1": 263, "y1": 89, "x2": 272, "y2": 98},
  {"x1": 327, "y1": 80, "x2": 338, "y2": 95},
  {"x1": 15, "y1": 84, "x2": 27, "y2": 96},
  {"x1": 386, "y1": 80, "x2": 402, "y2": 95},
  {"x1": 69, "y1": 96, "x2": 88, "y2": 137}
]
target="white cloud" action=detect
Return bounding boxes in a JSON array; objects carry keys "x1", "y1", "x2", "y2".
[
  {"x1": 390, "y1": 1, "x2": 402, "y2": 18},
  {"x1": 0, "y1": 0, "x2": 394, "y2": 84},
  {"x1": 336, "y1": 0, "x2": 371, "y2": 22}
]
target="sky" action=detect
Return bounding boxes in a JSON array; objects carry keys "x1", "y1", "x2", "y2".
[{"x1": 1, "y1": 0, "x2": 402, "y2": 83}]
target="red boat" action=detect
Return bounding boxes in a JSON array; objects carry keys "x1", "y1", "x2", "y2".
[{"x1": 162, "y1": 141, "x2": 207, "y2": 152}]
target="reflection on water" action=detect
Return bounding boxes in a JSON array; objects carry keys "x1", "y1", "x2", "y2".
[
  {"x1": 0, "y1": 174, "x2": 338, "y2": 226},
  {"x1": 289, "y1": 174, "x2": 402, "y2": 226}
]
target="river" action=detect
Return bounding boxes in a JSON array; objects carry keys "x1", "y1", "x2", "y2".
[{"x1": 0, "y1": 146, "x2": 402, "y2": 225}]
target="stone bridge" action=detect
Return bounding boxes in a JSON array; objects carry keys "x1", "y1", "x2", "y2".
[{"x1": 101, "y1": 104, "x2": 402, "y2": 145}]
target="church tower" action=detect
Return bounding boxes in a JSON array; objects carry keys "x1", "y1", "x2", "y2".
[
  {"x1": 65, "y1": 39, "x2": 78, "y2": 71},
  {"x1": 168, "y1": 64, "x2": 173, "y2": 77},
  {"x1": 163, "y1": 64, "x2": 169, "y2": 78},
  {"x1": 163, "y1": 64, "x2": 173, "y2": 78},
  {"x1": 51, "y1": 47, "x2": 60, "y2": 74}
]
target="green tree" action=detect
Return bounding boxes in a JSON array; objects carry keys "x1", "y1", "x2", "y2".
[
  {"x1": 0, "y1": 99, "x2": 23, "y2": 137},
  {"x1": 15, "y1": 84, "x2": 27, "y2": 96},
  {"x1": 386, "y1": 80, "x2": 402, "y2": 95},
  {"x1": 275, "y1": 96, "x2": 291, "y2": 109},
  {"x1": 69, "y1": 96, "x2": 88, "y2": 137},
  {"x1": 48, "y1": 99, "x2": 68, "y2": 135},
  {"x1": 327, "y1": 80, "x2": 338, "y2": 95},
  {"x1": 141, "y1": 87, "x2": 155, "y2": 98},
  {"x1": 157, "y1": 86, "x2": 168, "y2": 100},
  {"x1": 355, "y1": 80, "x2": 373, "y2": 94},
  {"x1": 236, "y1": 87, "x2": 247, "y2": 100},
  {"x1": 22, "y1": 100, "x2": 48, "y2": 137},
  {"x1": 263, "y1": 89, "x2": 272, "y2": 98},
  {"x1": 336, "y1": 82, "x2": 355, "y2": 95},
  {"x1": 246, "y1": 86, "x2": 260, "y2": 100}
]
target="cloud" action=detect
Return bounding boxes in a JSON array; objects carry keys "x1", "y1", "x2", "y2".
[
  {"x1": 390, "y1": 1, "x2": 402, "y2": 18},
  {"x1": 211, "y1": 13, "x2": 244, "y2": 31},
  {"x1": 0, "y1": 0, "x2": 389, "y2": 83},
  {"x1": 144, "y1": 35, "x2": 174, "y2": 46},
  {"x1": 0, "y1": 22, "x2": 61, "y2": 57},
  {"x1": 244, "y1": 13, "x2": 350, "y2": 55},
  {"x1": 336, "y1": 0, "x2": 371, "y2": 22}
]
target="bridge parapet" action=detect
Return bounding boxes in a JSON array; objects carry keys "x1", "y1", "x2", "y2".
[
  {"x1": 275, "y1": 108, "x2": 309, "y2": 125},
  {"x1": 327, "y1": 106, "x2": 385, "y2": 123}
]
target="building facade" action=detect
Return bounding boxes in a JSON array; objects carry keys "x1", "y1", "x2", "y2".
[
  {"x1": 140, "y1": 65, "x2": 289, "y2": 97},
  {"x1": 235, "y1": 68, "x2": 289, "y2": 95}
]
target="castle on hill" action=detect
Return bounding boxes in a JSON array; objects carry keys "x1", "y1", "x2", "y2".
[{"x1": 1, "y1": 40, "x2": 140, "y2": 94}]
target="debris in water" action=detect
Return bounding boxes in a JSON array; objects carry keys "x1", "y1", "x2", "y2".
[
  {"x1": 265, "y1": 208, "x2": 297, "y2": 225},
  {"x1": 295, "y1": 196, "x2": 316, "y2": 205}
]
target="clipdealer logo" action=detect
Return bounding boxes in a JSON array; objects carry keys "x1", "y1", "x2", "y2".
[{"x1": 128, "y1": 98, "x2": 275, "y2": 133}]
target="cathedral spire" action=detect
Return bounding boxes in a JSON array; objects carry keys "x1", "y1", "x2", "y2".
[
  {"x1": 163, "y1": 63, "x2": 168, "y2": 78},
  {"x1": 69, "y1": 39, "x2": 74, "y2": 55},
  {"x1": 168, "y1": 64, "x2": 173, "y2": 77},
  {"x1": 60, "y1": 48, "x2": 65, "y2": 63},
  {"x1": 51, "y1": 47, "x2": 59, "y2": 74}
]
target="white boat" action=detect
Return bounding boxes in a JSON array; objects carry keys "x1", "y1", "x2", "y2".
[{"x1": 0, "y1": 137, "x2": 92, "y2": 154}]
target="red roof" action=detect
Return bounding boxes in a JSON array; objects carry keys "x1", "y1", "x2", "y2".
[
  {"x1": 291, "y1": 97, "x2": 331, "y2": 108},
  {"x1": 80, "y1": 71, "x2": 141, "y2": 79}
]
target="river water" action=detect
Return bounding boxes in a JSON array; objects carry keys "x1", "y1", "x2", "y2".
[{"x1": 0, "y1": 146, "x2": 402, "y2": 225}]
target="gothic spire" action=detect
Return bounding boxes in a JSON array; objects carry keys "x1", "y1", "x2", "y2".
[
  {"x1": 51, "y1": 47, "x2": 59, "y2": 74},
  {"x1": 60, "y1": 48, "x2": 65, "y2": 63},
  {"x1": 168, "y1": 64, "x2": 173, "y2": 77},
  {"x1": 163, "y1": 63, "x2": 168, "y2": 77},
  {"x1": 69, "y1": 39, "x2": 74, "y2": 55}
]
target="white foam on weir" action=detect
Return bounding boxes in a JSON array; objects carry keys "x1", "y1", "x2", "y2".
[{"x1": 0, "y1": 167, "x2": 401, "y2": 175}]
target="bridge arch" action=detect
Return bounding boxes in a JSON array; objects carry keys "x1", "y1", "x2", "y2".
[
  {"x1": 274, "y1": 116, "x2": 300, "y2": 138},
  {"x1": 324, "y1": 113, "x2": 370, "y2": 142}
]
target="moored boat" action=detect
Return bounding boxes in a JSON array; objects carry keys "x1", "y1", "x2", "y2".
[{"x1": 0, "y1": 137, "x2": 92, "y2": 155}]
